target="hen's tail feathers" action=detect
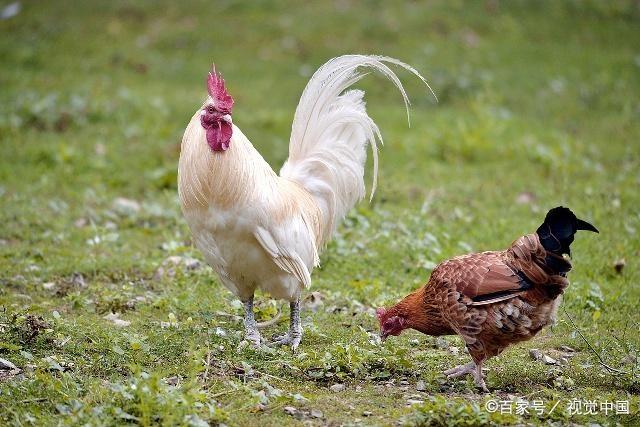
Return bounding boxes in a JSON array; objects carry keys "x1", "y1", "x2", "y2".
[{"x1": 280, "y1": 55, "x2": 433, "y2": 241}]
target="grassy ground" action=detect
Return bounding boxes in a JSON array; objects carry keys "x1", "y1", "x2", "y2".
[{"x1": 1, "y1": 0, "x2": 639, "y2": 425}]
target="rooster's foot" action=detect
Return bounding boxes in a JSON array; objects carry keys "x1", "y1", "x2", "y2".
[
  {"x1": 272, "y1": 330, "x2": 302, "y2": 352},
  {"x1": 242, "y1": 296, "x2": 262, "y2": 348},
  {"x1": 244, "y1": 328, "x2": 262, "y2": 348},
  {"x1": 272, "y1": 298, "x2": 302, "y2": 351},
  {"x1": 444, "y1": 362, "x2": 489, "y2": 392}
]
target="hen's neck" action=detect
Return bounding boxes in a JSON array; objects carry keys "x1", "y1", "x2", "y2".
[{"x1": 393, "y1": 287, "x2": 452, "y2": 336}]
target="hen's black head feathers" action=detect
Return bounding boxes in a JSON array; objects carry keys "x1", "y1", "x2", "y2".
[{"x1": 536, "y1": 206, "x2": 598, "y2": 256}]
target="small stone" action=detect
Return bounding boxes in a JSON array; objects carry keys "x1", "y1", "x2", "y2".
[
  {"x1": 310, "y1": 409, "x2": 323, "y2": 418},
  {"x1": 435, "y1": 337, "x2": 448, "y2": 349},
  {"x1": 516, "y1": 191, "x2": 536, "y2": 205},
  {"x1": 329, "y1": 383, "x2": 345, "y2": 392},
  {"x1": 409, "y1": 339, "x2": 420, "y2": 347},
  {"x1": 407, "y1": 399, "x2": 424, "y2": 405},
  {"x1": 529, "y1": 348, "x2": 543, "y2": 361},
  {"x1": 95, "y1": 143, "x2": 106, "y2": 156},
  {"x1": 559, "y1": 345, "x2": 575, "y2": 353},
  {"x1": 621, "y1": 353, "x2": 637, "y2": 365},
  {"x1": 304, "y1": 291, "x2": 325, "y2": 312},
  {"x1": 112, "y1": 197, "x2": 141, "y2": 217},
  {"x1": 448, "y1": 346, "x2": 459, "y2": 355},
  {"x1": 104, "y1": 312, "x2": 131, "y2": 327},
  {"x1": 362, "y1": 411, "x2": 373, "y2": 417},
  {"x1": 416, "y1": 380, "x2": 427, "y2": 392},
  {"x1": 283, "y1": 406, "x2": 297, "y2": 416},
  {"x1": 154, "y1": 256, "x2": 202, "y2": 280},
  {"x1": 42, "y1": 282, "x2": 57, "y2": 290},
  {"x1": 74, "y1": 218, "x2": 87, "y2": 228},
  {"x1": 1, "y1": 2, "x2": 21, "y2": 20},
  {"x1": 0, "y1": 358, "x2": 17, "y2": 370},
  {"x1": 543, "y1": 355, "x2": 557, "y2": 365},
  {"x1": 70, "y1": 272, "x2": 86, "y2": 288},
  {"x1": 183, "y1": 257, "x2": 201, "y2": 270},
  {"x1": 165, "y1": 376, "x2": 179, "y2": 386}
]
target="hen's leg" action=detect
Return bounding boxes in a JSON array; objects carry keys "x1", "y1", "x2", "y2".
[
  {"x1": 273, "y1": 297, "x2": 302, "y2": 351},
  {"x1": 443, "y1": 361, "x2": 475, "y2": 378},
  {"x1": 243, "y1": 296, "x2": 262, "y2": 347},
  {"x1": 443, "y1": 360, "x2": 489, "y2": 392},
  {"x1": 473, "y1": 360, "x2": 489, "y2": 392}
]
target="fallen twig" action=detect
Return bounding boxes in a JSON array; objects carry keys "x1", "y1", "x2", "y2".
[
  {"x1": 201, "y1": 346, "x2": 212, "y2": 383},
  {"x1": 256, "y1": 304, "x2": 285, "y2": 329},
  {"x1": 19, "y1": 398, "x2": 47, "y2": 404},
  {"x1": 562, "y1": 307, "x2": 627, "y2": 375}
]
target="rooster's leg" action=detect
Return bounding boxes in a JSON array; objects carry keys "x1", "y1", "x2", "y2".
[
  {"x1": 272, "y1": 296, "x2": 302, "y2": 351},
  {"x1": 243, "y1": 296, "x2": 262, "y2": 347}
]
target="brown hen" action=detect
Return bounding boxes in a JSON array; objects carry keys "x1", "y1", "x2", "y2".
[{"x1": 377, "y1": 206, "x2": 598, "y2": 391}]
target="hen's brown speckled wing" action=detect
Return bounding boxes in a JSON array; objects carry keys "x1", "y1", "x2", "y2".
[{"x1": 434, "y1": 251, "x2": 531, "y2": 306}]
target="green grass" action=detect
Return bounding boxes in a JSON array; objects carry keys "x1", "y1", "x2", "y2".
[{"x1": 1, "y1": 0, "x2": 639, "y2": 425}]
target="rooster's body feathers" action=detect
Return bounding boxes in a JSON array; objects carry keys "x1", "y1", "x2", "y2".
[
  {"x1": 179, "y1": 56, "x2": 428, "y2": 347},
  {"x1": 179, "y1": 56, "x2": 427, "y2": 303},
  {"x1": 179, "y1": 124, "x2": 322, "y2": 301}
]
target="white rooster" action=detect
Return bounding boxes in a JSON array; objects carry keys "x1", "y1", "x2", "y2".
[{"x1": 178, "y1": 55, "x2": 431, "y2": 349}]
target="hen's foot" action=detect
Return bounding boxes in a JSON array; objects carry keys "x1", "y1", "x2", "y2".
[
  {"x1": 443, "y1": 362, "x2": 476, "y2": 379},
  {"x1": 475, "y1": 374, "x2": 489, "y2": 393},
  {"x1": 443, "y1": 362, "x2": 489, "y2": 392}
]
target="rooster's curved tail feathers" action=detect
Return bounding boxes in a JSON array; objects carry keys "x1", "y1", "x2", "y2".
[{"x1": 280, "y1": 55, "x2": 433, "y2": 243}]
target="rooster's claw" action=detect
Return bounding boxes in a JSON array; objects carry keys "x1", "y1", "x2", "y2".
[{"x1": 272, "y1": 331, "x2": 302, "y2": 352}]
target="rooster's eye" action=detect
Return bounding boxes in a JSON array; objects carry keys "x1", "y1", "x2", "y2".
[{"x1": 206, "y1": 105, "x2": 215, "y2": 114}]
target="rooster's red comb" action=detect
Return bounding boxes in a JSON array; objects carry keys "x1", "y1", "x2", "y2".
[{"x1": 207, "y1": 64, "x2": 234, "y2": 114}]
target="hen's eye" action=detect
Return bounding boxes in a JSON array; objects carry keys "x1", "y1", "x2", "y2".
[{"x1": 206, "y1": 105, "x2": 215, "y2": 114}]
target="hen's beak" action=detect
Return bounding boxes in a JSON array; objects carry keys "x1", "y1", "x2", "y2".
[
  {"x1": 576, "y1": 218, "x2": 598, "y2": 233},
  {"x1": 380, "y1": 332, "x2": 388, "y2": 342},
  {"x1": 221, "y1": 114, "x2": 232, "y2": 124}
]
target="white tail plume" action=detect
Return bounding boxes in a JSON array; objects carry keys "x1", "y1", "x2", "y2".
[{"x1": 280, "y1": 55, "x2": 433, "y2": 240}]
